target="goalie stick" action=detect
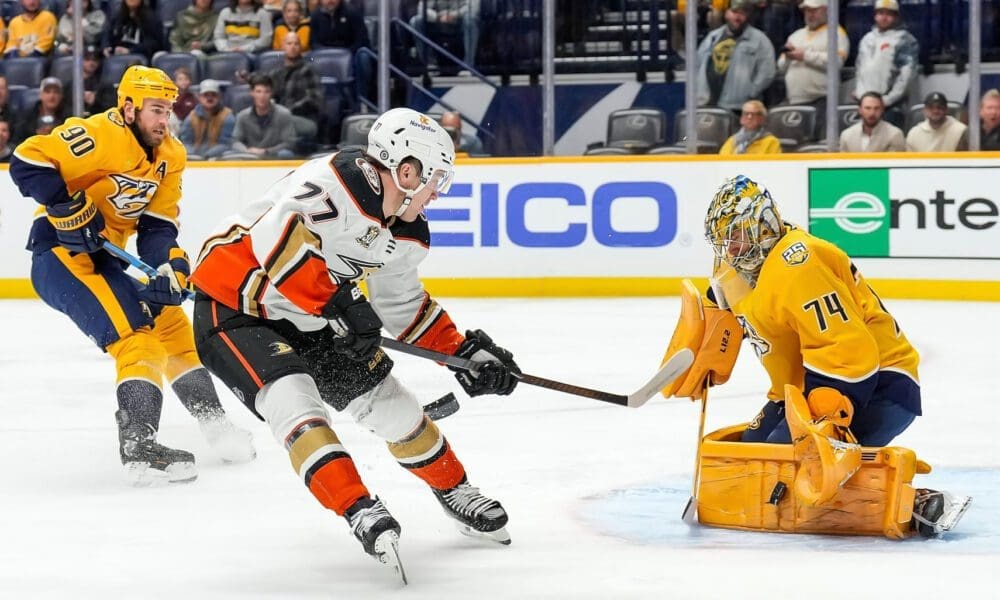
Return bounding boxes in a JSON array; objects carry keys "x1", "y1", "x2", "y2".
[{"x1": 380, "y1": 337, "x2": 694, "y2": 408}]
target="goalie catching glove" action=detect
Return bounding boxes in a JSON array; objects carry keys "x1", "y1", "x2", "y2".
[
  {"x1": 139, "y1": 248, "x2": 191, "y2": 306},
  {"x1": 46, "y1": 190, "x2": 105, "y2": 254},
  {"x1": 322, "y1": 282, "x2": 382, "y2": 362},
  {"x1": 450, "y1": 329, "x2": 520, "y2": 397}
]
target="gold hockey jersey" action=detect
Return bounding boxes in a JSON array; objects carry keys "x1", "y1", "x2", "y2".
[{"x1": 724, "y1": 226, "x2": 919, "y2": 402}]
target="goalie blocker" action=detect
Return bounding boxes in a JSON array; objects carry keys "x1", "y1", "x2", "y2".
[{"x1": 662, "y1": 279, "x2": 970, "y2": 539}]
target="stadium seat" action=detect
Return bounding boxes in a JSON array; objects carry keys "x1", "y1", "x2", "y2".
[
  {"x1": 224, "y1": 83, "x2": 253, "y2": 114},
  {"x1": 766, "y1": 105, "x2": 818, "y2": 152},
  {"x1": 796, "y1": 143, "x2": 831, "y2": 153},
  {"x1": 1, "y1": 57, "x2": 47, "y2": 88},
  {"x1": 153, "y1": 53, "x2": 201, "y2": 82},
  {"x1": 48, "y1": 55, "x2": 76, "y2": 85},
  {"x1": 673, "y1": 108, "x2": 734, "y2": 153},
  {"x1": 101, "y1": 54, "x2": 148, "y2": 85},
  {"x1": 583, "y1": 146, "x2": 630, "y2": 155},
  {"x1": 255, "y1": 51, "x2": 285, "y2": 75},
  {"x1": 14, "y1": 87, "x2": 40, "y2": 113},
  {"x1": 202, "y1": 52, "x2": 252, "y2": 83},
  {"x1": 339, "y1": 113, "x2": 377, "y2": 147},
  {"x1": 306, "y1": 48, "x2": 354, "y2": 82},
  {"x1": 605, "y1": 108, "x2": 668, "y2": 153},
  {"x1": 837, "y1": 104, "x2": 860, "y2": 131},
  {"x1": 157, "y1": 0, "x2": 188, "y2": 28},
  {"x1": 647, "y1": 145, "x2": 688, "y2": 155}
]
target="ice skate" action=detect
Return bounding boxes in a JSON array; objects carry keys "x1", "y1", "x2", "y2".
[
  {"x1": 116, "y1": 410, "x2": 197, "y2": 487},
  {"x1": 912, "y1": 488, "x2": 972, "y2": 538},
  {"x1": 433, "y1": 478, "x2": 511, "y2": 545},
  {"x1": 199, "y1": 416, "x2": 256, "y2": 464},
  {"x1": 345, "y1": 496, "x2": 407, "y2": 585}
]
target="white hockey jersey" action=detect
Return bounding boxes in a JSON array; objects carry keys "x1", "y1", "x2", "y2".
[{"x1": 190, "y1": 148, "x2": 466, "y2": 355}]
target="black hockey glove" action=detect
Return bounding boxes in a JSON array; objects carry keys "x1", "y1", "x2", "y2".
[
  {"x1": 46, "y1": 190, "x2": 105, "y2": 254},
  {"x1": 139, "y1": 262, "x2": 186, "y2": 306},
  {"x1": 450, "y1": 329, "x2": 520, "y2": 397},
  {"x1": 322, "y1": 282, "x2": 382, "y2": 362}
]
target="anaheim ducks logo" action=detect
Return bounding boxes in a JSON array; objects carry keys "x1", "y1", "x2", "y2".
[
  {"x1": 269, "y1": 342, "x2": 294, "y2": 356},
  {"x1": 356, "y1": 157, "x2": 381, "y2": 194},
  {"x1": 106, "y1": 174, "x2": 159, "y2": 219}
]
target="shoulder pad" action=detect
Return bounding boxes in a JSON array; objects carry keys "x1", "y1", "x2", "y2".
[
  {"x1": 331, "y1": 147, "x2": 384, "y2": 221},
  {"x1": 390, "y1": 215, "x2": 431, "y2": 248}
]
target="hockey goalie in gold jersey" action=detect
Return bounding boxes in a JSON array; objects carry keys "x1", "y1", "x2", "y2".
[{"x1": 662, "y1": 175, "x2": 969, "y2": 538}]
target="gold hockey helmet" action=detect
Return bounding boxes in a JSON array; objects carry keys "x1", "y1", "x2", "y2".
[
  {"x1": 705, "y1": 175, "x2": 785, "y2": 277},
  {"x1": 117, "y1": 65, "x2": 178, "y2": 110}
]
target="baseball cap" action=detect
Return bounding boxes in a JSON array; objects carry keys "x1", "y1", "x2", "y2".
[
  {"x1": 728, "y1": 0, "x2": 754, "y2": 12},
  {"x1": 83, "y1": 45, "x2": 101, "y2": 59},
  {"x1": 200, "y1": 79, "x2": 222, "y2": 95},
  {"x1": 874, "y1": 0, "x2": 900, "y2": 12},
  {"x1": 924, "y1": 91, "x2": 948, "y2": 107},
  {"x1": 800, "y1": 0, "x2": 827, "y2": 8},
  {"x1": 39, "y1": 77, "x2": 62, "y2": 92}
]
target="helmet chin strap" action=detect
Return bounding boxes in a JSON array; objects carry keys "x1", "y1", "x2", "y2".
[{"x1": 389, "y1": 166, "x2": 428, "y2": 218}]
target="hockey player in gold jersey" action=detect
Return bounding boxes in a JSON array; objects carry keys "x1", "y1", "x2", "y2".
[{"x1": 10, "y1": 66, "x2": 255, "y2": 486}]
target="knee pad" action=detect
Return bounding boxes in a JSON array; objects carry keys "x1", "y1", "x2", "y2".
[
  {"x1": 255, "y1": 373, "x2": 331, "y2": 445},
  {"x1": 154, "y1": 306, "x2": 202, "y2": 382},
  {"x1": 344, "y1": 375, "x2": 423, "y2": 443},
  {"x1": 107, "y1": 330, "x2": 167, "y2": 387}
]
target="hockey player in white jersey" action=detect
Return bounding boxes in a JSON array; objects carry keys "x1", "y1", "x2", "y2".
[{"x1": 188, "y1": 108, "x2": 518, "y2": 581}]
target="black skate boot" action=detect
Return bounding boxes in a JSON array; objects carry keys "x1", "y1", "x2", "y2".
[
  {"x1": 433, "y1": 477, "x2": 511, "y2": 545},
  {"x1": 912, "y1": 488, "x2": 972, "y2": 538},
  {"x1": 345, "y1": 496, "x2": 406, "y2": 584},
  {"x1": 116, "y1": 410, "x2": 197, "y2": 486}
]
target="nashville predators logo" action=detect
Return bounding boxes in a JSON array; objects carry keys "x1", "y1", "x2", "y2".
[
  {"x1": 781, "y1": 242, "x2": 809, "y2": 266},
  {"x1": 269, "y1": 342, "x2": 294, "y2": 356},
  {"x1": 106, "y1": 174, "x2": 159, "y2": 219},
  {"x1": 712, "y1": 37, "x2": 736, "y2": 74},
  {"x1": 736, "y1": 315, "x2": 771, "y2": 360}
]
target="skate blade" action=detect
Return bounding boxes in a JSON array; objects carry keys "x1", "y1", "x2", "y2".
[
  {"x1": 456, "y1": 522, "x2": 511, "y2": 545},
  {"x1": 124, "y1": 461, "x2": 198, "y2": 487},
  {"x1": 938, "y1": 495, "x2": 972, "y2": 533},
  {"x1": 373, "y1": 531, "x2": 407, "y2": 585}
]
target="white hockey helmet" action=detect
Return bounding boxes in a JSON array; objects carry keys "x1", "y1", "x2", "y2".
[{"x1": 367, "y1": 108, "x2": 456, "y2": 210}]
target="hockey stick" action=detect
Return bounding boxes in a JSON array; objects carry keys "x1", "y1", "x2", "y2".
[
  {"x1": 102, "y1": 240, "x2": 196, "y2": 301},
  {"x1": 681, "y1": 380, "x2": 709, "y2": 525},
  {"x1": 380, "y1": 336, "x2": 694, "y2": 408}
]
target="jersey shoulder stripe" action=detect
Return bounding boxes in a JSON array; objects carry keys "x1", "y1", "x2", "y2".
[{"x1": 330, "y1": 148, "x2": 383, "y2": 223}]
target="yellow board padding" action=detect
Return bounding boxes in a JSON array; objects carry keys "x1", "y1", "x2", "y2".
[
  {"x1": 3, "y1": 276, "x2": 1000, "y2": 300},
  {"x1": 697, "y1": 424, "x2": 921, "y2": 539}
]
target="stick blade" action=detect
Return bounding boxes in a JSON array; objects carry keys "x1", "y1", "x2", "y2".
[
  {"x1": 681, "y1": 496, "x2": 698, "y2": 525},
  {"x1": 626, "y1": 349, "x2": 695, "y2": 408}
]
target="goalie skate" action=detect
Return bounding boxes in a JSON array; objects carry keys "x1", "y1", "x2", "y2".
[
  {"x1": 199, "y1": 417, "x2": 256, "y2": 464},
  {"x1": 116, "y1": 411, "x2": 197, "y2": 487},
  {"x1": 912, "y1": 489, "x2": 972, "y2": 538},
  {"x1": 434, "y1": 479, "x2": 511, "y2": 545}
]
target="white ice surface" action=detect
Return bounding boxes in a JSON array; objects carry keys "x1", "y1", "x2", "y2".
[{"x1": 1, "y1": 298, "x2": 997, "y2": 599}]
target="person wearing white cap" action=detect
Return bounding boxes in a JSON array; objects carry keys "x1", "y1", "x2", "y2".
[
  {"x1": 852, "y1": 0, "x2": 918, "y2": 128},
  {"x1": 12, "y1": 77, "x2": 70, "y2": 144},
  {"x1": 179, "y1": 79, "x2": 235, "y2": 159},
  {"x1": 777, "y1": 0, "x2": 849, "y2": 135}
]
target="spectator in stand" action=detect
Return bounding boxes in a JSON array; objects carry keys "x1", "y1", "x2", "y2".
[
  {"x1": 215, "y1": 0, "x2": 274, "y2": 53},
  {"x1": 310, "y1": 0, "x2": 370, "y2": 103},
  {"x1": 440, "y1": 110, "x2": 485, "y2": 156},
  {"x1": 80, "y1": 46, "x2": 119, "y2": 116},
  {"x1": 719, "y1": 100, "x2": 782, "y2": 154},
  {"x1": 906, "y1": 92, "x2": 968, "y2": 152},
  {"x1": 13, "y1": 78, "x2": 71, "y2": 145},
  {"x1": 839, "y1": 91, "x2": 905, "y2": 152},
  {"x1": 180, "y1": 79, "x2": 236, "y2": 159},
  {"x1": 0, "y1": 77, "x2": 13, "y2": 123},
  {"x1": 103, "y1": 0, "x2": 167, "y2": 60},
  {"x1": 269, "y1": 31, "x2": 322, "y2": 152},
  {"x1": 696, "y1": 0, "x2": 775, "y2": 115},
  {"x1": 230, "y1": 73, "x2": 296, "y2": 159},
  {"x1": 4, "y1": 0, "x2": 57, "y2": 57},
  {"x1": 979, "y1": 89, "x2": 1000, "y2": 151},
  {"x1": 777, "y1": 0, "x2": 848, "y2": 136},
  {"x1": 409, "y1": 0, "x2": 480, "y2": 69},
  {"x1": 170, "y1": 67, "x2": 199, "y2": 136},
  {"x1": 170, "y1": 0, "x2": 219, "y2": 55},
  {"x1": 852, "y1": 0, "x2": 918, "y2": 129},
  {"x1": 55, "y1": 0, "x2": 106, "y2": 55},
  {"x1": 0, "y1": 119, "x2": 14, "y2": 163},
  {"x1": 273, "y1": 0, "x2": 310, "y2": 51}
]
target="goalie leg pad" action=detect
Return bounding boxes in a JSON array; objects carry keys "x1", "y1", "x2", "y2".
[
  {"x1": 697, "y1": 424, "x2": 922, "y2": 538},
  {"x1": 785, "y1": 385, "x2": 861, "y2": 506}
]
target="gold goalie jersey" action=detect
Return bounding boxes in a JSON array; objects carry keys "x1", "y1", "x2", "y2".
[
  {"x1": 722, "y1": 225, "x2": 919, "y2": 402},
  {"x1": 16, "y1": 108, "x2": 187, "y2": 252}
]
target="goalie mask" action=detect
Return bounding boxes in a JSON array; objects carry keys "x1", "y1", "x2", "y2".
[
  {"x1": 366, "y1": 108, "x2": 456, "y2": 217},
  {"x1": 705, "y1": 175, "x2": 785, "y2": 279}
]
